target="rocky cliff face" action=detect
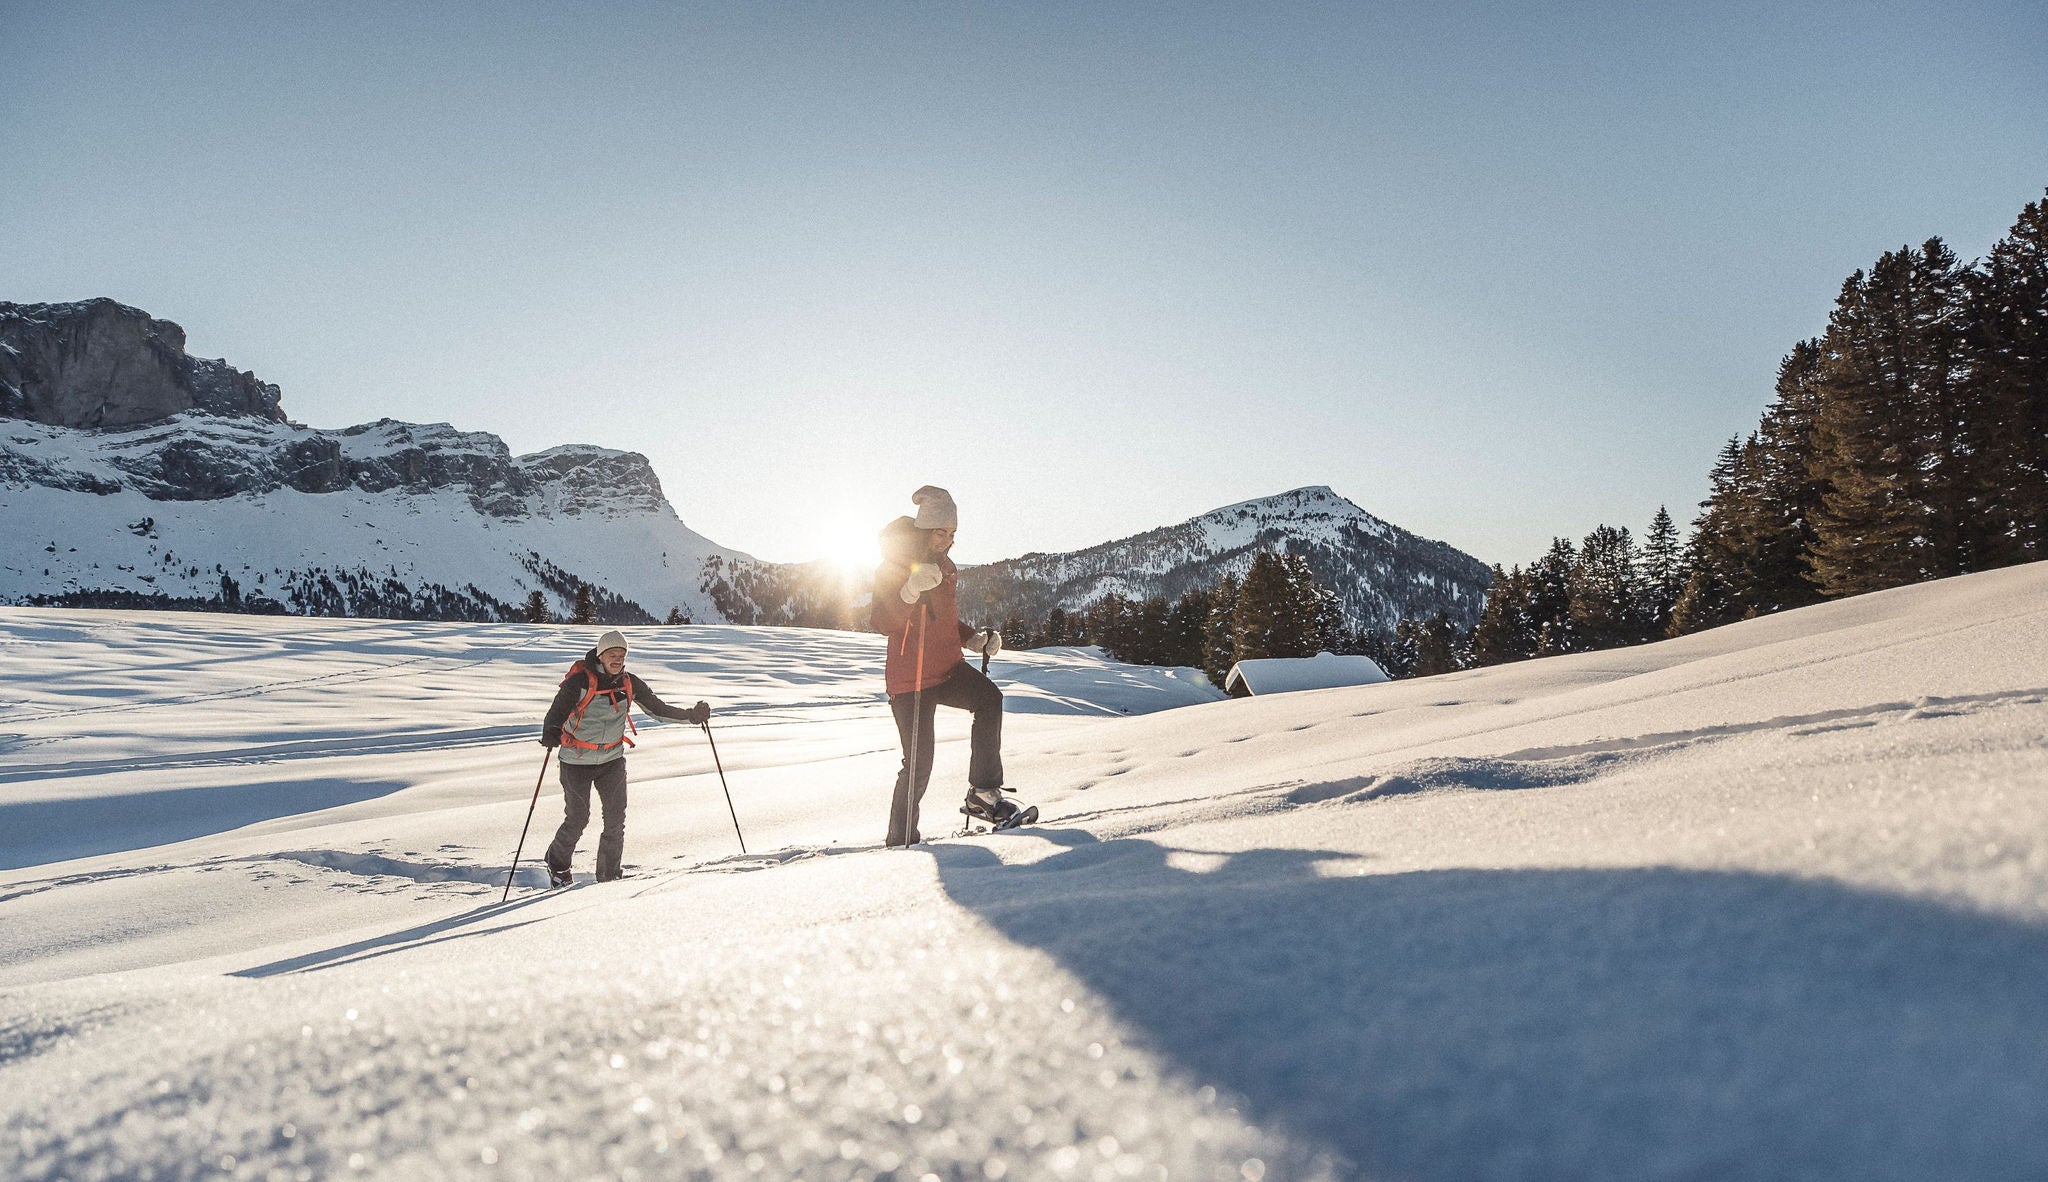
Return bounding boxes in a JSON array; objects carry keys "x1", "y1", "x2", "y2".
[
  {"x1": 0, "y1": 299, "x2": 738, "y2": 623},
  {"x1": 0, "y1": 299, "x2": 285, "y2": 428}
]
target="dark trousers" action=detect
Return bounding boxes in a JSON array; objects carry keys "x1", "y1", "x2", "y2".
[
  {"x1": 887, "y1": 663, "x2": 1003, "y2": 846},
  {"x1": 545, "y1": 757, "x2": 628, "y2": 881}
]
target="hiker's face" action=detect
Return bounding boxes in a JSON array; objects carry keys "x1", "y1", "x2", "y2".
[
  {"x1": 599, "y1": 647, "x2": 626, "y2": 675},
  {"x1": 927, "y1": 527, "x2": 955, "y2": 558}
]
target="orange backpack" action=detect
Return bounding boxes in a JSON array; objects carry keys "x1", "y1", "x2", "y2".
[{"x1": 558, "y1": 660, "x2": 637, "y2": 754}]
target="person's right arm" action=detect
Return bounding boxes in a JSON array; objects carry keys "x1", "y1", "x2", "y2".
[
  {"x1": 871, "y1": 563, "x2": 912, "y2": 635},
  {"x1": 539, "y1": 676, "x2": 581, "y2": 746}
]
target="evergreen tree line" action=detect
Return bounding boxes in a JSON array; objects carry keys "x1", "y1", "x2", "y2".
[
  {"x1": 1467, "y1": 511, "x2": 1684, "y2": 663},
  {"x1": 996, "y1": 549, "x2": 1455, "y2": 686},
  {"x1": 1472, "y1": 189, "x2": 2048, "y2": 667}
]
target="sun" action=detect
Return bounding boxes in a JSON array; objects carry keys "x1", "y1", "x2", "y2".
[
  {"x1": 809, "y1": 508, "x2": 882, "y2": 580},
  {"x1": 826, "y1": 532, "x2": 880, "y2": 579}
]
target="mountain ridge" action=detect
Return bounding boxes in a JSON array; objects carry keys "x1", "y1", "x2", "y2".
[
  {"x1": 2, "y1": 299, "x2": 1487, "y2": 634},
  {"x1": 0, "y1": 300, "x2": 741, "y2": 622},
  {"x1": 956, "y1": 485, "x2": 1490, "y2": 637}
]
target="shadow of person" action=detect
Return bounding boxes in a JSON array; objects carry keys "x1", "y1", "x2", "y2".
[
  {"x1": 931, "y1": 834, "x2": 2048, "y2": 1180},
  {"x1": 232, "y1": 889, "x2": 570, "y2": 978}
]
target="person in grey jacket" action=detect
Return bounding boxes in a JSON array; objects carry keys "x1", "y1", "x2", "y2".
[{"x1": 539, "y1": 629, "x2": 709, "y2": 884}]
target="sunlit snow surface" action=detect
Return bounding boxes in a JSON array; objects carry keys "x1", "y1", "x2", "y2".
[{"x1": 4, "y1": 565, "x2": 2048, "y2": 1181}]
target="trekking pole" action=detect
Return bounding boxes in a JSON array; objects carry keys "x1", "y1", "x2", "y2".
[
  {"x1": 699, "y1": 720, "x2": 747, "y2": 854},
  {"x1": 502, "y1": 747, "x2": 554, "y2": 904},
  {"x1": 898, "y1": 603, "x2": 929, "y2": 845}
]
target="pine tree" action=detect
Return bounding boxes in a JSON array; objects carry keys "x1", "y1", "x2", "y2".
[
  {"x1": 1164, "y1": 587, "x2": 1212, "y2": 669},
  {"x1": 664, "y1": 606, "x2": 691, "y2": 625},
  {"x1": 1470, "y1": 564, "x2": 1537, "y2": 665},
  {"x1": 1230, "y1": 552, "x2": 1287, "y2": 663},
  {"x1": 1743, "y1": 342, "x2": 1830, "y2": 612},
  {"x1": 1383, "y1": 619, "x2": 1419, "y2": 678},
  {"x1": 1201, "y1": 574, "x2": 1240, "y2": 686},
  {"x1": 1567, "y1": 525, "x2": 1643, "y2": 650},
  {"x1": 1396, "y1": 611, "x2": 1461, "y2": 677},
  {"x1": 570, "y1": 583, "x2": 597, "y2": 625},
  {"x1": 1807, "y1": 240, "x2": 1968, "y2": 596},
  {"x1": 1528, "y1": 538, "x2": 1578, "y2": 653},
  {"x1": 1284, "y1": 553, "x2": 1345, "y2": 654},
  {"x1": 524, "y1": 590, "x2": 550, "y2": 624},
  {"x1": 1233, "y1": 551, "x2": 1322, "y2": 662},
  {"x1": 1670, "y1": 438, "x2": 1752, "y2": 634},
  {"x1": 1639, "y1": 508, "x2": 1682, "y2": 636},
  {"x1": 1089, "y1": 594, "x2": 1141, "y2": 659},
  {"x1": 1041, "y1": 607, "x2": 1070, "y2": 647},
  {"x1": 1960, "y1": 190, "x2": 2048, "y2": 564},
  {"x1": 1133, "y1": 596, "x2": 1172, "y2": 665}
]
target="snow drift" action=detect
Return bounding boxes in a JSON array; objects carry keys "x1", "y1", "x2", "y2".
[{"x1": 2, "y1": 561, "x2": 2046, "y2": 1180}]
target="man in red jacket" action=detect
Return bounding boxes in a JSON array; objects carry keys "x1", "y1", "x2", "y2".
[{"x1": 870, "y1": 486, "x2": 1019, "y2": 846}]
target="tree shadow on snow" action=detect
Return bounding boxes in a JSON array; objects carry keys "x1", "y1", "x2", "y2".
[
  {"x1": 931, "y1": 834, "x2": 2048, "y2": 1181},
  {"x1": 0, "y1": 778, "x2": 409, "y2": 870}
]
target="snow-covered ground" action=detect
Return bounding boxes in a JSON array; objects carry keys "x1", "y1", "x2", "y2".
[{"x1": 4, "y1": 563, "x2": 2047, "y2": 1181}]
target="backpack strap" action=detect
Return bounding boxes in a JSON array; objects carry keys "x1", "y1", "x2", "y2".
[{"x1": 559, "y1": 662, "x2": 638, "y2": 752}]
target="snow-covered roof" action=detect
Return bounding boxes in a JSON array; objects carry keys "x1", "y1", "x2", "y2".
[{"x1": 1224, "y1": 651, "x2": 1390, "y2": 696}]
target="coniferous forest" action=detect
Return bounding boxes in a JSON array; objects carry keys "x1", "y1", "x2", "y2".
[
  {"x1": 1003, "y1": 189, "x2": 2047, "y2": 683},
  {"x1": 1465, "y1": 188, "x2": 2048, "y2": 668}
]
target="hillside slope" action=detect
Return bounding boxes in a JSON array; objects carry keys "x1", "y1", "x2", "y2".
[{"x1": 1, "y1": 560, "x2": 2044, "y2": 1179}]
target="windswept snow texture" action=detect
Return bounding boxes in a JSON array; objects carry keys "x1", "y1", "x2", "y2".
[{"x1": 5, "y1": 564, "x2": 2048, "y2": 1181}]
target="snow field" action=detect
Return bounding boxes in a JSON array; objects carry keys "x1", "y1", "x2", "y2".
[{"x1": 4, "y1": 562, "x2": 2048, "y2": 1180}]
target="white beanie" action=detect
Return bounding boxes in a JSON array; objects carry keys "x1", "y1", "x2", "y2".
[
  {"x1": 595, "y1": 630, "x2": 628, "y2": 656},
  {"x1": 912, "y1": 485, "x2": 958, "y2": 530}
]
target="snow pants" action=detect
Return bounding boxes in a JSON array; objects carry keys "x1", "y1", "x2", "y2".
[
  {"x1": 545, "y1": 756, "x2": 629, "y2": 881},
  {"x1": 887, "y1": 663, "x2": 1003, "y2": 847}
]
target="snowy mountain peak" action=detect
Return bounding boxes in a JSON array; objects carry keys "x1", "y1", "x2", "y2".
[
  {"x1": 958, "y1": 486, "x2": 1487, "y2": 636},
  {"x1": 1188, "y1": 486, "x2": 1399, "y2": 548},
  {"x1": 1, "y1": 300, "x2": 743, "y2": 622}
]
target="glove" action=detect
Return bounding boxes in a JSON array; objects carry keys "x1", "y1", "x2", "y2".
[
  {"x1": 966, "y1": 629, "x2": 1003, "y2": 659},
  {"x1": 899, "y1": 562, "x2": 944, "y2": 604},
  {"x1": 683, "y1": 701, "x2": 710, "y2": 726},
  {"x1": 539, "y1": 729, "x2": 561, "y2": 749}
]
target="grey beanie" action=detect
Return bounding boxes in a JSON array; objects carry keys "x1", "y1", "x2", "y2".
[
  {"x1": 912, "y1": 485, "x2": 958, "y2": 530},
  {"x1": 595, "y1": 630, "x2": 628, "y2": 656}
]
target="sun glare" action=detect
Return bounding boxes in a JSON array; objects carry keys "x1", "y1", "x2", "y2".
[{"x1": 812, "y1": 508, "x2": 882, "y2": 578}]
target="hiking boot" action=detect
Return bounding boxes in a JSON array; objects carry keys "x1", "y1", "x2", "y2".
[
  {"x1": 547, "y1": 863, "x2": 572, "y2": 888},
  {"x1": 962, "y1": 788, "x2": 1018, "y2": 825}
]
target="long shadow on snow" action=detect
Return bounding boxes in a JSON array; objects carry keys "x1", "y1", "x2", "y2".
[
  {"x1": 233, "y1": 889, "x2": 567, "y2": 978},
  {"x1": 0, "y1": 778, "x2": 408, "y2": 870},
  {"x1": 931, "y1": 834, "x2": 2048, "y2": 1181}
]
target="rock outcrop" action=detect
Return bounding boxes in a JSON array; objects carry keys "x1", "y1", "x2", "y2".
[{"x1": 0, "y1": 299, "x2": 285, "y2": 428}]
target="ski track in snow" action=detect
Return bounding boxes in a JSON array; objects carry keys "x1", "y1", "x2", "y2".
[{"x1": 3, "y1": 567, "x2": 2048, "y2": 1180}]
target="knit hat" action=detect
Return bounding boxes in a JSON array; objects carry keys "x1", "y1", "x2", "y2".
[
  {"x1": 595, "y1": 630, "x2": 628, "y2": 656},
  {"x1": 912, "y1": 485, "x2": 958, "y2": 530}
]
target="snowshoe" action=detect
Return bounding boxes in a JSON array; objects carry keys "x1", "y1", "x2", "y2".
[
  {"x1": 547, "y1": 864, "x2": 573, "y2": 888},
  {"x1": 958, "y1": 790, "x2": 1037, "y2": 834}
]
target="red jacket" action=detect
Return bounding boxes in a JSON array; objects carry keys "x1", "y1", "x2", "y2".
[{"x1": 871, "y1": 524, "x2": 974, "y2": 696}]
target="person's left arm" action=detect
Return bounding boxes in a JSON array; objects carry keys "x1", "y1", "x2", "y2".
[{"x1": 628, "y1": 674, "x2": 710, "y2": 726}]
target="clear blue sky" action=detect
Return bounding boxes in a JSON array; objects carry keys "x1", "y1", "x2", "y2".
[{"x1": 4, "y1": 1, "x2": 2043, "y2": 567}]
